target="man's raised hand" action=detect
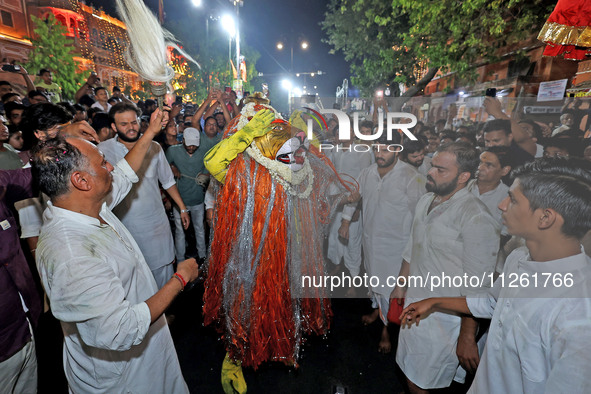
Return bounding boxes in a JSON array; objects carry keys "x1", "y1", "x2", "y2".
[{"x1": 147, "y1": 107, "x2": 170, "y2": 135}]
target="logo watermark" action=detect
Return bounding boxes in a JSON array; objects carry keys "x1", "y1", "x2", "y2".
[
  {"x1": 304, "y1": 109, "x2": 418, "y2": 142},
  {"x1": 318, "y1": 143, "x2": 403, "y2": 153}
]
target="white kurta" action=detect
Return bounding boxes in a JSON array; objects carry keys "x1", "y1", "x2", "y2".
[
  {"x1": 36, "y1": 160, "x2": 188, "y2": 394},
  {"x1": 90, "y1": 101, "x2": 112, "y2": 112},
  {"x1": 467, "y1": 179, "x2": 507, "y2": 231},
  {"x1": 98, "y1": 138, "x2": 176, "y2": 271},
  {"x1": 346, "y1": 160, "x2": 426, "y2": 300},
  {"x1": 396, "y1": 187, "x2": 499, "y2": 389},
  {"x1": 325, "y1": 144, "x2": 373, "y2": 276},
  {"x1": 467, "y1": 247, "x2": 591, "y2": 394}
]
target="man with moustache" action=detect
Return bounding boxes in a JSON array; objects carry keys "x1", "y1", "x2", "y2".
[
  {"x1": 166, "y1": 128, "x2": 209, "y2": 263},
  {"x1": 0, "y1": 115, "x2": 23, "y2": 169},
  {"x1": 393, "y1": 142, "x2": 499, "y2": 393},
  {"x1": 400, "y1": 139, "x2": 432, "y2": 176},
  {"x1": 98, "y1": 102, "x2": 190, "y2": 288},
  {"x1": 325, "y1": 125, "x2": 373, "y2": 279},
  {"x1": 33, "y1": 108, "x2": 199, "y2": 392},
  {"x1": 469, "y1": 146, "x2": 513, "y2": 229},
  {"x1": 343, "y1": 133, "x2": 426, "y2": 353}
]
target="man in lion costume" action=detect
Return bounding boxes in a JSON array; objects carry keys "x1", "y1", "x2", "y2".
[{"x1": 203, "y1": 94, "x2": 353, "y2": 393}]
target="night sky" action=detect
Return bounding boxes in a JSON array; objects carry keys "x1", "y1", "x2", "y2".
[{"x1": 89, "y1": 0, "x2": 350, "y2": 99}]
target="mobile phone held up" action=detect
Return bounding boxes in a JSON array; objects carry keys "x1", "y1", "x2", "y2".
[
  {"x1": 485, "y1": 88, "x2": 497, "y2": 97},
  {"x1": 2, "y1": 64, "x2": 21, "y2": 73}
]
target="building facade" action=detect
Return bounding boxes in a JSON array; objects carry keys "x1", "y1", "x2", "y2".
[{"x1": 0, "y1": 0, "x2": 141, "y2": 94}]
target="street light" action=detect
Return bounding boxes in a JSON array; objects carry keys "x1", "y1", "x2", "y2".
[
  {"x1": 281, "y1": 79, "x2": 294, "y2": 113},
  {"x1": 221, "y1": 14, "x2": 236, "y2": 37},
  {"x1": 281, "y1": 79, "x2": 292, "y2": 90},
  {"x1": 220, "y1": 14, "x2": 236, "y2": 80},
  {"x1": 276, "y1": 39, "x2": 309, "y2": 73}
]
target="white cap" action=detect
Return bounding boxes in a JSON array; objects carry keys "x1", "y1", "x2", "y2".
[{"x1": 183, "y1": 127, "x2": 200, "y2": 147}]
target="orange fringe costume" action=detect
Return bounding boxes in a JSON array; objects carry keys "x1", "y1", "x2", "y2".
[{"x1": 203, "y1": 100, "x2": 351, "y2": 369}]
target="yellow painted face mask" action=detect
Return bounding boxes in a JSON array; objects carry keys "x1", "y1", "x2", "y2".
[{"x1": 253, "y1": 119, "x2": 309, "y2": 171}]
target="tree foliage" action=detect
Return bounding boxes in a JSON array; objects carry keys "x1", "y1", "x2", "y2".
[
  {"x1": 25, "y1": 14, "x2": 85, "y2": 100},
  {"x1": 322, "y1": 0, "x2": 555, "y2": 98}
]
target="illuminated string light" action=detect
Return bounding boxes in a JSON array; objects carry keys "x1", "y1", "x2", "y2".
[{"x1": 46, "y1": 1, "x2": 144, "y2": 95}]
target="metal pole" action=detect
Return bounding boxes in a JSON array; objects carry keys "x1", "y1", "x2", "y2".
[
  {"x1": 235, "y1": 1, "x2": 240, "y2": 86},
  {"x1": 206, "y1": 17, "x2": 209, "y2": 89}
]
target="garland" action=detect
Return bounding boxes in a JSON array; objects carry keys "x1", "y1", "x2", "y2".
[{"x1": 246, "y1": 143, "x2": 314, "y2": 199}]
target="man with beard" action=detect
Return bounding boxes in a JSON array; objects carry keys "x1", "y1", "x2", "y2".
[
  {"x1": 400, "y1": 138, "x2": 432, "y2": 176},
  {"x1": 98, "y1": 102, "x2": 190, "y2": 288},
  {"x1": 325, "y1": 123, "x2": 373, "y2": 281},
  {"x1": 343, "y1": 133, "x2": 426, "y2": 353},
  {"x1": 0, "y1": 116, "x2": 23, "y2": 169},
  {"x1": 393, "y1": 142, "x2": 499, "y2": 393}
]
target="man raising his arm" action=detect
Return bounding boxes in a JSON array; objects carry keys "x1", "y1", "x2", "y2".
[{"x1": 33, "y1": 108, "x2": 199, "y2": 393}]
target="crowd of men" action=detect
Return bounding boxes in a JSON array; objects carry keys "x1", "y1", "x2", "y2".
[{"x1": 1, "y1": 65, "x2": 591, "y2": 393}]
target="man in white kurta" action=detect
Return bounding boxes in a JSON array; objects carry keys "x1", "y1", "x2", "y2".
[
  {"x1": 37, "y1": 159, "x2": 188, "y2": 393},
  {"x1": 395, "y1": 142, "x2": 499, "y2": 390},
  {"x1": 466, "y1": 247, "x2": 591, "y2": 394},
  {"x1": 34, "y1": 110, "x2": 198, "y2": 393},
  {"x1": 98, "y1": 103, "x2": 189, "y2": 288},
  {"x1": 99, "y1": 137, "x2": 177, "y2": 285},
  {"x1": 345, "y1": 156, "x2": 426, "y2": 312},
  {"x1": 325, "y1": 141, "x2": 373, "y2": 276},
  {"x1": 468, "y1": 147, "x2": 512, "y2": 230},
  {"x1": 468, "y1": 179, "x2": 507, "y2": 228},
  {"x1": 341, "y1": 136, "x2": 426, "y2": 352}
]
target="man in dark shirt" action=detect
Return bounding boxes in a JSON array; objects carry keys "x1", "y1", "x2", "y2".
[
  {"x1": 483, "y1": 118, "x2": 535, "y2": 169},
  {"x1": 0, "y1": 168, "x2": 42, "y2": 393},
  {"x1": 483, "y1": 97, "x2": 537, "y2": 170}
]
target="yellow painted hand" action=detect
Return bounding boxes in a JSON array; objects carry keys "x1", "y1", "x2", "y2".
[
  {"x1": 241, "y1": 109, "x2": 275, "y2": 138},
  {"x1": 204, "y1": 109, "x2": 276, "y2": 184}
]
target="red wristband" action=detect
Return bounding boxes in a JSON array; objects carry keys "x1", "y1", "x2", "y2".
[{"x1": 173, "y1": 272, "x2": 187, "y2": 288}]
